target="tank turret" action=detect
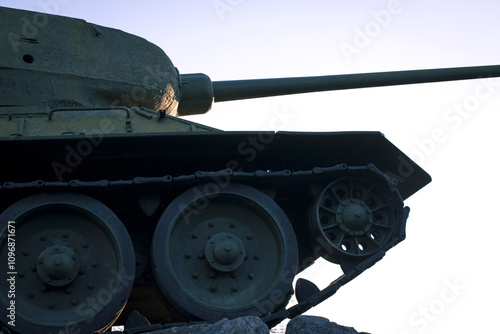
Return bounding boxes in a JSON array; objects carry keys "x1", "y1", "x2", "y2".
[
  {"x1": 3, "y1": 6, "x2": 500, "y2": 117},
  {"x1": 1, "y1": 6, "x2": 500, "y2": 334}
]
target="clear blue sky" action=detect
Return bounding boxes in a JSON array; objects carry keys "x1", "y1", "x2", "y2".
[{"x1": 3, "y1": 1, "x2": 499, "y2": 333}]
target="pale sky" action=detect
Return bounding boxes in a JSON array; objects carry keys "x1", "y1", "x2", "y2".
[{"x1": 2, "y1": 1, "x2": 500, "y2": 333}]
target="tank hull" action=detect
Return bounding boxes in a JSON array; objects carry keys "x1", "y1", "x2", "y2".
[
  {"x1": 0, "y1": 131, "x2": 429, "y2": 200},
  {"x1": 0, "y1": 130, "x2": 428, "y2": 330}
]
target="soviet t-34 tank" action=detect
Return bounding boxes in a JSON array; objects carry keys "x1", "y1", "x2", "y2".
[{"x1": 1, "y1": 6, "x2": 500, "y2": 334}]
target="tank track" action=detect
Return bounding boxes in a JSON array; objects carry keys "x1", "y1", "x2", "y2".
[{"x1": 0, "y1": 163, "x2": 408, "y2": 333}]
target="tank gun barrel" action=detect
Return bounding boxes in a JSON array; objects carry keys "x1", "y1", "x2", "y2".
[
  {"x1": 212, "y1": 64, "x2": 500, "y2": 102},
  {"x1": 178, "y1": 65, "x2": 500, "y2": 115}
]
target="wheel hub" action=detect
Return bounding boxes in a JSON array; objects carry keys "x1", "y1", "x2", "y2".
[
  {"x1": 205, "y1": 232, "x2": 246, "y2": 272},
  {"x1": 337, "y1": 199, "x2": 372, "y2": 236},
  {"x1": 36, "y1": 245, "x2": 80, "y2": 287}
]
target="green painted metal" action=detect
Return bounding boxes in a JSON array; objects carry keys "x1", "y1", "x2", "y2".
[
  {"x1": 151, "y1": 183, "x2": 298, "y2": 320},
  {"x1": 1, "y1": 4, "x2": 499, "y2": 332},
  {"x1": 0, "y1": 193, "x2": 135, "y2": 333}
]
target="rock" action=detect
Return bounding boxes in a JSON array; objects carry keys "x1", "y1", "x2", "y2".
[
  {"x1": 127, "y1": 315, "x2": 369, "y2": 334},
  {"x1": 147, "y1": 316, "x2": 268, "y2": 334},
  {"x1": 147, "y1": 322, "x2": 210, "y2": 334},
  {"x1": 285, "y1": 315, "x2": 366, "y2": 334},
  {"x1": 199, "y1": 317, "x2": 269, "y2": 334}
]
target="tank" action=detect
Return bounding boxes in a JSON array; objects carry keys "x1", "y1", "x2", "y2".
[{"x1": 1, "y1": 6, "x2": 500, "y2": 333}]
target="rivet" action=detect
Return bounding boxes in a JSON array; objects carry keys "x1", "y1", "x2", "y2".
[
  {"x1": 31, "y1": 266, "x2": 37, "y2": 272},
  {"x1": 40, "y1": 234, "x2": 46, "y2": 241},
  {"x1": 79, "y1": 268, "x2": 86, "y2": 275},
  {"x1": 72, "y1": 255, "x2": 77, "y2": 261},
  {"x1": 231, "y1": 273, "x2": 239, "y2": 279},
  {"x1": 38, "y1": 258, "x2": 44, "y2": 264},
  {"x1": 244, "y1": 255, "x2": 248, "y2": 260},
  {"x1": 65, "y1": 287, "x2": 73, "y2": 294},
  {"x1": 27, "y1": 293, "x2": 34, "y2": 298},
  {"x1": 48, "y1": 303, "x2": 55, "y2": 309},
  {"x1": 54, "y1": 246, "x2": 59, "y2": 251},
  {"x1": 208, "y1": 222, "x2": 214, "y2": 228},
  {"x1": 197, "y1": 252, "x2": 205, "y2": 260},
  {"x1": 185, "y1": 253, "x2": 192, "y2": 259},
  {"x1": 210, "y1": 285, "x2": 217, "y2": 292},
  {"x1": 62, "y1": 232, "x2": 69, "y2": 238},
  {"x1": 246, "y1": 234, "x2": 253, "y2": 240},
  {"x1": 248, "y1": 274, "x2": 254, "y2": 280},
  {"x1": 209, "y1": 272, "x2": 216, "y2": 279},
  {"x1": 231, "y1": 286, "x2": 238, "y2": 292},
  {"x1": 229, "y1": 223, "x2": 235, "y2": 228},
  {"x1": 254, "y1": 255, "x2": 260, "y2": 260},
  {"x1": 18, "y1": 272, "x2": 25, "y2": 278},
  {"x1": 207, "y1": 234, "x2": 212, "y2": 239},
  {"x1": 192, "y1": 273, "x2": 199, "y2": 279},
  {"x1": 67, "y1": 275, "x2": 73, "y2": 280},
  {"x1": 71, "y1": 299, "x2": 78, "y2": 305},
  {"x1": 41, "y1": 285, "x2": 48, "y2": 292},
  {"x1": 22, "y1": 250, "x2": 29, "y2": 256},
  {"x1": 92, "y1": 262, "x2": 98, "y2": 267},
  {"x1": 82, "y1": 243, "x2": 88, "y2": 248},
  {"x1": 191, "y1": 234, "x2": 198, "y2": 239},
  {"x1": 87, "y1": 283, "x2": 94, "y2": 289}
]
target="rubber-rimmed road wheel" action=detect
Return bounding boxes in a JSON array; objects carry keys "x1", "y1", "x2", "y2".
[
  {"x1": 151, "y1": 183, "x2": 298, "y2": 320},
  {"x1": 0, "y1": 193, "x2": 135, "y2": 334}
]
